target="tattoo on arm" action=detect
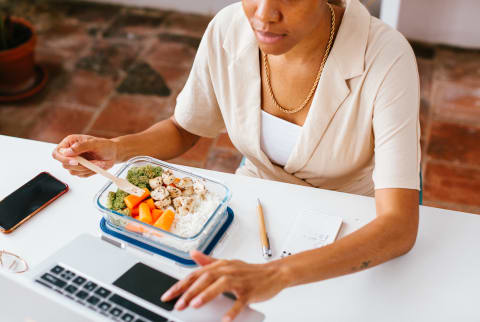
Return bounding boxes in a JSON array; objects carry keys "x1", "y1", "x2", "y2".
[{"x1": 351, "y1": 260, "x2": 371, "y2": 272}]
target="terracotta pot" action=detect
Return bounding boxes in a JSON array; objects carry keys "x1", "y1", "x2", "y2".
[{"x1": 0, "y1": 17, "x2": 37, "y2": 94}]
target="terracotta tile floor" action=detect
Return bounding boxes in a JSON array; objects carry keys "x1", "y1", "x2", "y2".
[{"x1": 2, "y1": 1, "x2": 480, "y2": 215}]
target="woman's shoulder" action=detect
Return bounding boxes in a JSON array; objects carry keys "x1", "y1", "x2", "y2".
[{"x1": 365, "y1": 17, "x2": 416, "y2": 67}]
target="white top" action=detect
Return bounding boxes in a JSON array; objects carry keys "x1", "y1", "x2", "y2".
[
  {"x1": 3, "y1": 135, "x2": 479, "y2": 322},
  {"x1": 260, "y1": 110, "x2": 301, "y2": 167}
]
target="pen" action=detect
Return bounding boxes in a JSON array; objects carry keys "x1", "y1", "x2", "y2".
[{"x1": 257, "y1": 198, "x2": 272, "y2": 259}]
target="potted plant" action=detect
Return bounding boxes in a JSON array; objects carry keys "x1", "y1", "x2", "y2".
[{"x1": 0, "y1": 10, "x2": 45, "y2": 101}]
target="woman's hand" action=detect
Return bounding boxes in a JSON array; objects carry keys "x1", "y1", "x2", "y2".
[
  {"x1": 52, "y1": 134, "x2": 117, "y2": 177},
  {"x1": 161, "y1": 251, "x2": 289, "y2": 322}
]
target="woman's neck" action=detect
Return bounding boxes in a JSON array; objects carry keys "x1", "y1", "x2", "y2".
[{"x1": 280, "y1": 4, "x2": 340, "y2": 65}]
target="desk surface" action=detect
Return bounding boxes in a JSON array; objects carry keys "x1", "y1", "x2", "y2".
[{"x1": 1, "y1": 135, "x2": 479, "y2": 322}]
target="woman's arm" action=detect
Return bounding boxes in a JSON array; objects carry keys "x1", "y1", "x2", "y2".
[
  {"x1": 162, "y1": 188, "x2": 419, "y2": 321},
  {"x1": 277, "y1": 188, "x2": 418, "y2": 286},
  {"x1": 52, "y1": 116, "x2": 200, "y2": 177},
  {"x1": 112, "y1": 116, "x2": 200, "y2": 162}
]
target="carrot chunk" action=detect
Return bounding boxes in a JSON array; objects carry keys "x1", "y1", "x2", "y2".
[
  {"x1": 125, "y1": 222, "x2": 144, "y2": 234},
  {"x1": 124, "y1": 188, "x2": 150, "y2": 209},
  {"x1": 154, "y1": 209, "x2": 175, "y2": 231},
  {"x1": 138, "y1": 202, "x2": 152, "y2": 224},
  {"x1": 145, "y1": 198, "x2": 155, "y2": 211},
  {"x1": 151, "y1": 209, "x2": 163, "y2": 223}
]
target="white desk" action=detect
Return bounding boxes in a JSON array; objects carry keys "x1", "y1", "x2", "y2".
[{"x1": 1, "y1": 135, "x2": 479, "y2": 321}]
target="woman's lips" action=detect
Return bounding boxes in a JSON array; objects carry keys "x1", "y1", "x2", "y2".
[{"x1": 255, "y1": 30, "x2": 286, "y2": 44}]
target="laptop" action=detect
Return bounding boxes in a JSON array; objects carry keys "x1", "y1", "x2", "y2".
[{"x1": 1, "y1": 234, "x2": 265, "y2": 322}]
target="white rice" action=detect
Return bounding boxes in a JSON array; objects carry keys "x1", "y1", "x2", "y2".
[{"x1": 169, "y1": 191, "x2": 221, "y2": 238}]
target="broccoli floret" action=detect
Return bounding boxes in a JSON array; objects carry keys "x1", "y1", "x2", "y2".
[
  {"x1": 127, "y1": 165, "x2": 163, "y2": 189},
  {"x1": 112, "y1": 189, "x2": 129, "y2": 210},
  {"x1": 106, "y1": 191, "x2": 116, "y2": 209},
  {"x1": 117, "y1": 208, "x2": 131, "y2": 217}
]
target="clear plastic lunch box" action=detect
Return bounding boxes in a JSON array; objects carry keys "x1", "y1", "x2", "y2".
[{"x1": 94, "y1": 156, "x2": 232, "y2": 265}]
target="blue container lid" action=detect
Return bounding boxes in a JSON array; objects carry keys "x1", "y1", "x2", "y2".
[{"x1": 100, "y1": 207, "x2": 234, "y2": 266}]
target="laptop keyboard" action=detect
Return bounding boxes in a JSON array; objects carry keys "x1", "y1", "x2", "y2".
[{"x1": 35, "y1": 264, "x2": 172, "y2": 322}]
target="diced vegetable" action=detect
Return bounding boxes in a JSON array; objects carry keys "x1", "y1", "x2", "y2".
[
  {"x1": 138, "y1": 202, "x2": 152, "y2": 224},
  {"x1": 107, "y1": 189, "x2": 129, "y2": 211},
  {"x1": 131, "y1": 205, "x2": 139, "y2": 216},
  {"x1": 117, "y1": 208, "x2": 131, "y2": 216},
  {"x1": 124, "y1": 188, "x2": 150, "y2": 209},
  {"x1": 173, "y1": 178, "x2": 180, "y2": 184},
  {"x1": 146, "y1": 198, "x2": 155, "y2": 211},
  {"x1": 125, "y1": 222, "x2": 144, "y2": 234},
  {"x1": 154, "y1": 209, "x2": 175, "y2": 231},
  {"x1": 151, "y1": 209, "x2": 163, "y2": 223},
  {"x1": 127, "y1": 165, "x2": 163, "y2": 189}
]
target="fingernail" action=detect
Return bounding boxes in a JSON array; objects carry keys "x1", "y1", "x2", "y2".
[
  {"x1": 161, "y1": 291, "x2": 171, "y2": 302},
  {"x1": 69, "y1": 159, "x2": 78, "y2": 166},
  {"x1": 175, "y1": 299, "x2": 185, "y2": 310},
  {"x1": 222, "y1": 316, "x2": 232, "y2": 322},
  {"x1": 190, "y1": 297, "x2": 202, "y2": 308}
]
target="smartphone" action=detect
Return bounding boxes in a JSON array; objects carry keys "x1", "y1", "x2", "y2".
[{"x1": 0, "y1": 172, "x2": 68, "y2": 233}]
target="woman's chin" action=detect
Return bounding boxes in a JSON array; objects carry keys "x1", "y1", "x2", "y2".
[{"x1": 257, "y1": 42, "x2": 292, "y2": 56}]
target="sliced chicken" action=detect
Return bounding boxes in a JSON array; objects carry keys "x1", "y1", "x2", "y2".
[
  {"x1": 167, "y1": 185, "x2": 182, "y2": 198},
  {"x1": 193, "y1": 180, "x2": 207, "y2": 197},
  {"x1": 149, "y1": 176, "x2": 163, "y2": 190},
  {"x1": 151, "y1": 186, "x2": 169, "y2": 201},
  {"x1": 182, "y1": 186, "x2": 194, "y2": 196},
  {"x1": 162, "y1": 169, "x2": 175, "y2": 185},
  {"x1": 176, "y1": 177, "x2": 193, "y2": 189},
  {"x1": 154, "y1": 197, "x2": 172, "y2": 209}
]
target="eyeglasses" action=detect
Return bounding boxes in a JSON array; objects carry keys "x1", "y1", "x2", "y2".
[{"x1": 0, "y1": 250, "x2": 29, "y2": 274}]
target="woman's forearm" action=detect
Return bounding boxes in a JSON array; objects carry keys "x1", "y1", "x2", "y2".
[
  {"x1": 274, "y1": 213, "x2": 418, "y2": 288},
  {"x1": 112, "y1": 116, "x2": 200, "y2": 163}
]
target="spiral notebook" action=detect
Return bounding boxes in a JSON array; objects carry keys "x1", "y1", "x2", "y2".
[{"x1": 280, "y1": 211, "x2": 343, "y2": 258}]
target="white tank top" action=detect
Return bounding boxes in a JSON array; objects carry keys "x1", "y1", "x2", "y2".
[{"x1": 260, "y1": 110, "x2": 302, "y2": 167}]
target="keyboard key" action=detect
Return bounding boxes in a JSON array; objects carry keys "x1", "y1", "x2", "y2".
[
  {"x1": 110, "y1": 307, "x2": 123, "y2": 317},
  {"x1": 98, "y1": 302, "x2": 111, "y2": 311},
  {"x1": 75, "y1": 290, "x2": 89, "y2": 300},
  {"x1": 72, "y1": 276, "x2": 86, "y2": 286},
  {"x1": 121, "y1": 313, "x2": 134, "y2": 321},
  {"x1": 40, "y1": 273, "x2": 67, "y2": 288},
  {"x1": 110, "y1": 294, "x2": 167, "y2": 322},
  {"x1": 83, "y1": 281, "x2": 97, "y2": 292},
  {"x1": 135, "y1": 319, "x2": 146, "y2": 322},
  {"x1": 50, "y1": 265, "x2": 64, "y2": 275},
  {"x1": 94, "y1": 287, "x2": 111, "y2": 298},
  {"x1": 35, "y1": 279, "x2": 52, "y2": 289},
  {"x1": 87, "y1": 296, "x2": 100, "y2": 306},
  {"x1": 60, "y1": 270, "x2": 76, "y2": 281},
  {"x1": 65, "y1": 285, "x2": 78, "y2": 294}
]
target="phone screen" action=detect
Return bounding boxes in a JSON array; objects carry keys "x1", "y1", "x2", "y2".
[{"x1": 0, "y1": 172, "x2": 68, "y2": 232}]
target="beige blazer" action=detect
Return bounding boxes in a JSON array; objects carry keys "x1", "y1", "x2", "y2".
[{"x1": 174, "y1": 0, "x2": 421, "y2": 197}]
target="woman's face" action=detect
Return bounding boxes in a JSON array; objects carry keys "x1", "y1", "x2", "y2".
[{"x1": 242, "y1": 0, "x2": 327, "y2": 55}]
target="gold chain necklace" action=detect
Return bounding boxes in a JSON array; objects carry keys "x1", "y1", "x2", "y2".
[{"x1": 263, "y1": 3, "x2": 336, "y2": 114}]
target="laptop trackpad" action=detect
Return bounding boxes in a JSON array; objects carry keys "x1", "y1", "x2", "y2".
[{"x1": 113, "y1": 262, "x2": 178, "y2": 311}]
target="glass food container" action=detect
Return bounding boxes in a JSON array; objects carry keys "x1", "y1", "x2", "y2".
[{"x1": 94, "y1": 156, "x2": 232, "y2": 263}]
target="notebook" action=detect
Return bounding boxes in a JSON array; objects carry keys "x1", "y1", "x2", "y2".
[{"x1": 280, "y1": 211, "x2": 343, "y2": 258}]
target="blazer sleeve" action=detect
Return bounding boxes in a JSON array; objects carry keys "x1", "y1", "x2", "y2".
[
  {"x1": 372, "y1": 46, "x2": 421, "y2": 190},
  {"x1": 173, "y1": 17, "x2": 225, "y2": 138}
]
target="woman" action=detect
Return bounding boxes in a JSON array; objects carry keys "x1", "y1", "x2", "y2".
[{"x1": 53, "y1": 0, "x2": 421, "y2": 320}]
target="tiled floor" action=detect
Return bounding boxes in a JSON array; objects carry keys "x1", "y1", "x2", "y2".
[{"x1": 2, "y1": 1, "x2": 479, "y2": 214}]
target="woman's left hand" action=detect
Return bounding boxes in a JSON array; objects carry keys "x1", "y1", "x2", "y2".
[{"x1": 161, "y1": 251, "x2": 288, "y2": 321}]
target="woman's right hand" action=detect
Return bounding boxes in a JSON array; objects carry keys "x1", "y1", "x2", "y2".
[{"x1": 52, "y1": 134, "x2": 118, "y2": 177}]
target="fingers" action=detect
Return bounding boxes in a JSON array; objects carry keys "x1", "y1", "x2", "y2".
[
  {"x1": 223, "y1": 300, "x2": 247, "y2": 322},
  {"x1": 190, "y1": 278, "x2": 228, "y2": 309},
  {"x1": 174, "y1": 272, "x2": 218, "y2": 311},
  {"x1": 191, "y1": 250, "x2": 217, "y2": 266},
  {"x1": 162, "y1": 271, "x2": 203, "y2": 302}
]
